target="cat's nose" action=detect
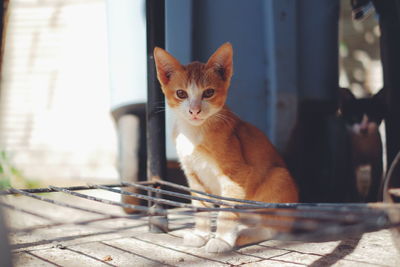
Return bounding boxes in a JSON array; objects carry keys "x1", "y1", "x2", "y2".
[{"x1": 189, "y1": 108, "x2": 201, "y2": 115}]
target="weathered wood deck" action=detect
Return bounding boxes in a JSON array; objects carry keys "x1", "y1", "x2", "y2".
[{"x1": 2, "y1": 190, "x2": 400, "y2": 267}]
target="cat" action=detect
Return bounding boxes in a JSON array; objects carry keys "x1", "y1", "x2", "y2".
[
  {"x1": 338, "y1": 87, "x2": 385, "y2": 202},
  {"x1": 154, "y1": 43, "x2": 299, "y2": 253}
]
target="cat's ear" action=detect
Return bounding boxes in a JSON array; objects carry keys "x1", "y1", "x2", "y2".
[
  {"x1": 206, "y1": 43, "x2": 233, "y2": 81},
  {"x1": 154, "y1": 47, "x2": 183, "y2": 85}
]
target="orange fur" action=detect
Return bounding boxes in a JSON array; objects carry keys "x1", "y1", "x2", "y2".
[{"x1": 154, "y1": 43, "x2": 298, "y2": 253}]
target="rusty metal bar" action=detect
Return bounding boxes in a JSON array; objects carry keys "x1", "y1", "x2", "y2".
[
  {"x1": 7, "y1": 188, "x2": 117, "y2": 216},
  {"x1": 156, "y1": 180, "x2": 400, "y2": 213},
  {"x1": 1, "y1": 181, "x2": 396, "y2": 216},
  {"x1": 0, "y1": 183, "x2": 154, "y2": 195},
  {"x1": 2, "y1": 181, "x2": 399, "y2": 214},
  {"x1": 48, "y1": 185, "x2": 151, "y2": 213},
  {"x1": 0, "y1": 181, "x2": 398, "y2": 242},
  {"x1": 92, "y1": 184, "x2": 195, "y2": 209},
  {"x1": 94, "y1": 183, "x2": 385, "y2": 225}
]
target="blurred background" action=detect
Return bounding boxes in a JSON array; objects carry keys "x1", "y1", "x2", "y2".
[
  {"x1": 339, "y1": 0, "x2": 382, "y2": 97},
  {"x1": 0, "y1": 0, "x2": 392, "y2": 202},
  {"x1": 0, "y1": 0, "x2": 117, "y2": 187}
]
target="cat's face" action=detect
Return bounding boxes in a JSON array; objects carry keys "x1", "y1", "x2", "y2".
[{"x1": 154, "y1": 43, "x2": 233, "y2": 126}]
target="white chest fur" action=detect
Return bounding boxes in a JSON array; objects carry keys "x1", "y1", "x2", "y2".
[{"x1": 174, "y1": 123, "x2": 221, "y2": 195}]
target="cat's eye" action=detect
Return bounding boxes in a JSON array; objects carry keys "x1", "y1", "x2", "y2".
[
  {"x1": 202, "y1": 88, "x2": 215, "y2": 99},
  {"x1": 176, "y1": 89, "x2": 188, "y2": 99}
]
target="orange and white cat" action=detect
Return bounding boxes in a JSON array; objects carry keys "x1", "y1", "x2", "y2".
[{"x1": 154, "y1": 43, "x2": 298, "y2": 253}]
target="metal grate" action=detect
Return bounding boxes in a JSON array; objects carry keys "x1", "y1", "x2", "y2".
[{"x1": 1, "y1": 180, "x2": 399, "y2": 242}]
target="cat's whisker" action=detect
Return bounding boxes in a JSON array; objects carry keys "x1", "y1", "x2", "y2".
[
  {"x1": 215, "y1": 115, "x2": 229, "y2": 127},
  {"x1": 214, "y1": 112, "x2": 234, "y2": 128}
]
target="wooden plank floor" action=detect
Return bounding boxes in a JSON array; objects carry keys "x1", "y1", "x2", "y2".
[{"x1": 2, "y1": 191, "x2": 400, "y2": 267}]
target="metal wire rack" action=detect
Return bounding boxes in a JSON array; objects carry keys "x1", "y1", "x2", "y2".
[{"x1": 1, "y1": 179, "x2": 399, "y2": 242}]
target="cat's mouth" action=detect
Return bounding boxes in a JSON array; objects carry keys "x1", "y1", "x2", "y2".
[
  {"x1": 188, "y1": 116, "x2": 205, "y2": 125},
  {"x1": 190, "y1": 117, "x2": 204, "y2": 122}
]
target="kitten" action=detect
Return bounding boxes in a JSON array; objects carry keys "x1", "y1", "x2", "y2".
[
  {"x1": 338, "y1": 88, "x2": 385, "y2": 202},
  {"x1": 154, "y1": 43, "x2": 298, "y2": 253}
]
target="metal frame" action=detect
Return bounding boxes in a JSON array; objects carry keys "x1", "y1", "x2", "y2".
[
  {"x1": 1, "y1": 180, "x2": 399, "y2": 243},
  {"x1": 146, "y1": 0, "x2": 168, "y2": 233}
]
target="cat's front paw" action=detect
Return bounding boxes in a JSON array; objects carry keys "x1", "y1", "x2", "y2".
[
  {"x1": 183, "y1": 232, "x2": 209, "y2": 247},
  {"x1": 205, "y1": 238, "x2": 233, "y2": 253}
]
